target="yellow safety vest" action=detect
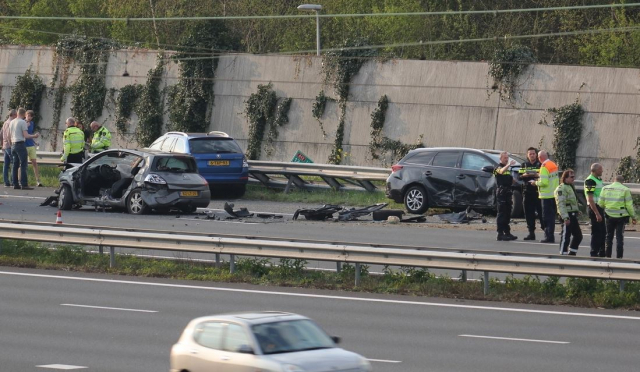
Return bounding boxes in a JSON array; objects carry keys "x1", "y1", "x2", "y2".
[
  {"x1": 61, "y1": 126, "x2": 85, "y2": 161},
  {"x1": 598, "y1": 182, "x2": 635, "y2": 218},
  {"x1": 554, "y1": 183, "x2": 579, "y2": 220},
  {"x1": 91, "y1": 126, "x2": 111, "y2": 153},
  {"x1": 535, "y1": 160, "x2": 559, "y2": 199}
]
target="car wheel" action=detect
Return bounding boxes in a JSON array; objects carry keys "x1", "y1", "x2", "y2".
[
  {"x1": 180, "y1": 205, "x2": 197, "y2": 214},
  {"x1": 127, "y1": 189, "x2": 149, "y2": 215},
  {"x1": 58, "y1": 184, "x2": 73, "y2": 210},
  {"x1": 511, "y1": 190, "x2": 524, "y2": 218},
  {"x1": 232, "y1": 185, "x2": 247, "y2": 198},
  {"x1": 404, "y1": 185, "x2": 429, "y2": 214}
]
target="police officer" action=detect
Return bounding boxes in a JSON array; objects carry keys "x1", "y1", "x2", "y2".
[
  {"x1": 584, "y1": 163, "x2": 605, "y2": 257},
  {"x1": 494, "y1": 151, "x2": 518, "y2": 241},
  {"x1": 89, "y1": 121, "x2": 111, "y2": 153},
  {"x1": 61, "y1": 117, "x2": 85, "y2": 164},
  {"x1": 518, "y1": 147, "x2": 544, "y2": 240},
  {"x1": 555, "y1": 169, "x2": 582, "y2": 255},
  {"x1": 530, "y1": 150, "x2": 559, "y2": 243},
  {"x1": 598, "y1": 175, "x2": 637, "y2": 258}
]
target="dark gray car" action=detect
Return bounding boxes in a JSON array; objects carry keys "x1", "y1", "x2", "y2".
[{"x1": 57, "y1": 149, "x2": 211, "y2": 214}]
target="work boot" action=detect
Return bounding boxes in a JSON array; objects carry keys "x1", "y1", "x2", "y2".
[
  {"x1": 568, "y1": 251, "x2": 577, "y2": 256},
  {"x1": 497, "y1": 234, "x2": 505, "y2": 241},
  {"x1": 504, "y1": 233, "x2": 518, "y2": 241},
  {"x1": 523, "y1": 231, "x2": 535, "y2": 240}
]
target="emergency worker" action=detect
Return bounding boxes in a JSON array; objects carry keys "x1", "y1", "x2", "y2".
[
  {"x1": 598, "y1": 175, "x2": 637, "y2": 258},
  {"x1": 555, "y1": 169, "x2": 582, "y2": 255},
  {"x1": 584, "y1": 163, "x2": 605, "y2": 257},
  {"x1": 494, "y1": 151, "x2": 518, "y2": 241},
  {"x1": 89, "y1": 121, "x2": 111, "y2": 153},
  {"x1": 61, "y1": 117, "x2": 85, "y2": 164},
  {"x1": 530, "y1": 150, "x2": 559, "y2": 243},
  {"x1": 518, "y1": 147, "x2": 544, "y2": 240}
]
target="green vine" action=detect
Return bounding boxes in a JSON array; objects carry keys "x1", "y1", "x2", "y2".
[
  {"x1": 134, "y1": 58, "x2": 165, "y2": 147},
  {"x1": 244, "y1": 83, "x2": 292, "y2": 160},
  {"x1": 323, "y1": 38, "x2": 378, "y2": 164},
  {"x1": 311, "y1": 90, "x2": 330, "y2": 137},
  {"x1": 9, "y1": 69, "x2": 45, "y2": 128},
  {"x1": 265, "y1": 98, "x2": 292, "y2": 157},
  {"x1": 617, "y1": 137, "x2": 640, "y2": 183},
  {"x1": 540, "y1": 100, "x2": 584, "y2": 171},
  {"x1": 114, "y1": 84, "x2": 140, "y2": 137},
  {"x1": 488, "y1": 45, "x2": 537, "y2": 102}
]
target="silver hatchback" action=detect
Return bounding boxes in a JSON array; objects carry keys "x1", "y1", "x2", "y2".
[{"x1": 170, "y1": 312, "x2": 371, "y2": 372}]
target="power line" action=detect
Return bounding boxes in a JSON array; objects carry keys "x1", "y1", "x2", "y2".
[{"x1": 0, "y1": 3, "x2": 639, "y2": 22}]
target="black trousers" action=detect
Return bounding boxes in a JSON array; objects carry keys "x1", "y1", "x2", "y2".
[
  {"x1": 496, "y1": 189, "x2": 512, "y2": 235},
  {"x1": 588, "y1": 205, "x2": 606, "y2": 257},
  {"x1": 541, "y1": 198, "x2": 557, "y2": 242},
  {"x1": 559, "y1": 212, "x2": 582, "y2": 255},
  {"x1": 605, "y1": 216, "x2": 628, "y2": 259},
  {"x1": 66, "y1": 152, "x2": 85, "y2": 164},
  {"x1": 523, "y1": 192, "x2": 544, "y2": 231}
]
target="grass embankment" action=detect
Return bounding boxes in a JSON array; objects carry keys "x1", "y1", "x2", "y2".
[
  {"x1": 0, "y1": 163, "x2": 60, "y2": 187},
  {"x1": 1, "y1": 240, "x2": 639, "y2": 310}
]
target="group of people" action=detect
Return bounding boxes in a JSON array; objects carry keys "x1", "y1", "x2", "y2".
[
  {"x1": 1, "y1": 108, "x2": 112, "y2": 188},
  {"x1": 495, "y1": 148, "x2": 637, "y2": 258}
]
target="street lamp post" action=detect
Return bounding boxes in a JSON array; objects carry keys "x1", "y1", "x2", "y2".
[{"x1": 297, "y1": 4, "x2": 322, "y2": 56}]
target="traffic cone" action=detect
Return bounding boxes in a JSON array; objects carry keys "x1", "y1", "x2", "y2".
[{"x1": 56, "y1": 210, "x2": 63, "y2": 224}]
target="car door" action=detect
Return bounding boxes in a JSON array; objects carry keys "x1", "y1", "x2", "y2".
[
  {"x1": 426, "y1": 151, "x2": 462, "y2": 207},
  {"x1": 221, "y1": 323, "x2": 260, "y2": 372},
  {"x1": 188, "y1": 321, "x2": 227, "y2": 372},
  {"x1": 455, "y1": 151, "x2": 496, "y2": 208}
]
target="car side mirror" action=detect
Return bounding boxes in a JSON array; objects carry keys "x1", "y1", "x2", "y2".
[
  {"x1": 237, "y1": 345, "x2": 254, "y2": 354},
  {"x1": 481, "y1": 166, "x2": 494, "y2": 173},
  {"x1": 331, "y1": 336, "x2": 341, "y2": 344}
]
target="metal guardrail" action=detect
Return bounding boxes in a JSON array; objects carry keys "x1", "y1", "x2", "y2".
[{"x1": 0, "y1": 222, "x2": 638, "y2": 293}]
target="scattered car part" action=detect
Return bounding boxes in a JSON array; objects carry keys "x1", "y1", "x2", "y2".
[
  {"x1": 372, "y1": 209, "x2": 404, "y2": 221},
  {"x1": 224, "y1": 202, "x2": 253, "y2": 218},
  {"x1": 401, "y1": 215, "x2": 427, "y2": 223},
  {"x1": 293, "y1": 204, "x2": 343, "y2": 220},
  {"x1": 338, "y1": 203, "x2": 388, "y2": 221},
  {"x1": 40, "y1": 195, "x2": 59, "y2": 207},
  {"x1": 435, "y1": 208, "x2": 483, "y2": 224}
]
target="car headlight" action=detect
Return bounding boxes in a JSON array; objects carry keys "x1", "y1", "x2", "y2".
[
  {"x1": 144, "y1": 174, "x2": 167, "y2": 184},
  {"x1": 359, "y1": 358, "x2": 372, "y2": 371},
  {"x1": 242, "y1": 156, "x2": 249, "y2": 168},
  {"x1": 282, "y1": 364, "x2": 305, "y2": 372}
]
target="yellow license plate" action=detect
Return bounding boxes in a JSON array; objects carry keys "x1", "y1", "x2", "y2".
[
  {"x1": 208, "y1": 160, "x2": 229, "y2": 166},
  {"x1": 180, "y1": 191, "x2": 199, "y2": 197}
]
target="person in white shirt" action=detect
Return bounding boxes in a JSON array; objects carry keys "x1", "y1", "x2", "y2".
[
  {"x1": 10, "y1": 108, "x2": 39, "y2": 189},
  {"x1": 1, "y1": 109, "x2": 16, "y2": 187}
]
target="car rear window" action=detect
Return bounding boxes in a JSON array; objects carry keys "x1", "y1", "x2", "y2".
[
  {"x1": 152, "y1": 156, "x2": 197, "y2": 172},
  {"x1": 189, "y1": 138, "x2": 242, "y2": 154},
  {"x1": 403, "y1": 151, "x2": 435, "y2": 165}
]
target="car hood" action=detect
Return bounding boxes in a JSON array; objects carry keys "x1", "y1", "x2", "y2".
[{"x1": 265, "y1": 348, "x2": 365, "y2": 372}]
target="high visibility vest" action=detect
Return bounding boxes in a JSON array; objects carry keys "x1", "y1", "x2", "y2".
[
  {"x1": 598, "y1": 182, "x2": 636, "y2": 218},
  {"x1": 535, "y1": 160, "x2": 559, "y2": 199},
  {"x1": 61, "y1": 127, "x2": 85, "y2": 161},
  {"x1": 584, "y1": 174, "x2": 603, "y2": 205},
  {"x1": 555, "y1": 183, "x2": 579, "y2": 220},
  {"x1": 91, "y1": 126, "x2": 111, "y2": 153}
]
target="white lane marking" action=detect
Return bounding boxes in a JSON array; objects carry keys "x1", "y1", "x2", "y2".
[
  {"x1": 61, "y1": 304, "x2": 157, "y2": 313},
  {"x1": 459, "y1": 334, "x2": 570, "y2": 344},
  {"x1": 366, "y1": 358, "x2": 402, "y2": 363},
  {"x1": 2, "y1": 271, "x2": 640, "y2": 321},
  {"x1": 198, "y1": 207, "x2": 294, "y2": 217},
  {"x1": 179, "y1": 217, "x2": 262, "y2": 225},
  {"x1": 0, "y1": 195, "x2": 45, "y2": 200},
  {"x1": 36, "y1": 365, "x2": 87, "y2": 370}
]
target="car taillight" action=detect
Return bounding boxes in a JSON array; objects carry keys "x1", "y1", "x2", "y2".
[{"x1": 391, "y1": 164, "x2": 403, "y2": 173}]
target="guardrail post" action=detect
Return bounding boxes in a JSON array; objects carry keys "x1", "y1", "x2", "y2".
[
  {"x1": 461, "y1": 270, "x2": 467, "y2": 282},
  {"x1": 98, "y1": 245, "x2": 103, "y2": 255},
  {"x1": 620, "y1": 280, "x2": 626, "y2": 292},
  {"x1": 0, "y1": 238, "x2": 3, "y2": 254},
  {"x1": 355, "y1": 263, "x2": 361, "y2": 286},
  {"x1": 483, "y1": 271, "x2": 490, "y2": 295},
  {"x1": 230, "y1": 255, "x2": 236, "y2": 274},
  {"x1": 336, "y1": 262, "x2": 342, "y2": 273},
  {"x1": 215, "y1": 253, "x2": 221, "y2": 268},
  {"x1": 109, "y1": 246, "x2": 116, "y2": 268}
]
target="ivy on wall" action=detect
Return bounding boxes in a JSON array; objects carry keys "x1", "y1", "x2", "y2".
[
  {"x1": 311, "y1": 90, "x2": 330, "y2": 138},
  {"x1": 114, "y1": 84, "x2": 140, "y2": 137},
  {"x1": 244, "y1": 83, "x2": 292, "y2": 159},
  {"x1": 323, "y1": 38, "x2": 378, "y2": 164},
  {"x1": 9, "y1": 69, "x2": 45, "y2": 127},
  {"x1": 540, "y1": 100, "x2": 584, "y2": 171},
  {"x1": 488, "y1": 45, "x2": 537, "y2": 102},
  {"x1": 266, "y1": 98, "x2": 292, "y2": 157},
  {"x1": 617, "y1": 137, "x2": 640, "y2": 183},
  {"x1": 134, "y1": 59, "x2": 165, "y2": 147}
]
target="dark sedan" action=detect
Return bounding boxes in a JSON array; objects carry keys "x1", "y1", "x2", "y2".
[{"x1": 56, "y1": 149, "x2": 211, "y2": 214}]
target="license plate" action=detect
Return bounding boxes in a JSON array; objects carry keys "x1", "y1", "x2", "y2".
[
  {"x1": 180, "y1": 191, "x2": 199, "y2": 197},
  {"x1": 208, "y1": 160, "x2": 229, "y2": 166}
]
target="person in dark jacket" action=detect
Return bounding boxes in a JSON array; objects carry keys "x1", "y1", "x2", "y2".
[
  {"x1": 518, "y1": 147, "x2": 544, "y2": 240},
  {"x1": 494, "y1": 151, "x2": 518, "y2": 241}
]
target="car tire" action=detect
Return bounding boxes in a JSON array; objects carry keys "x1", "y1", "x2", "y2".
[
  {"x1": 511, "y1": 190, "x2": 524, "y2": 218},
  {"x1": 404, "y1": 185, "x2": 429, "y2": 214},
  {"x1": 58, "y1": 184, "x2": 73, "y2": 211},
  {"x1": 233, "y1": 185, "x2": 247, "y2": 198},
  {"x1": 127, "y1": 189, "x2": 149, "y2": 215}
]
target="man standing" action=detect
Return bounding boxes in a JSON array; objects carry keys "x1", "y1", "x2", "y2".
[
  {"x1": 61, "y1": 117, "x2": 85, "y2": 164},
  {"x1": 89, "y1": 121, "x2": 111, "y2": 153},
  {"x1": 25, "y1": 110, "x2": 42, "y2": 186},
  {"x1": 555, "y1": 169, "x2": 582, "y2": 255},
  {"x1": 518, "y1": 147, "x2": 544, "y2": 240},
  {"x1": 530, "y1": 150, "x2": 559, "y2": 243},
  {"x1": 2, "y1": 109, "x2": 16, "y2": 187},
  {"x1": 494, "y1": 151, "x2": 518, "y2": 241},
  {"x1": 584, "y1": 163, "x2": 605, "y2": 257},
  {"x1": 598, "y1": 175, "x2": 637, "y2": 258},
  {"x1": 10, "y1": 108, "x2": 40, "y2": 189}
]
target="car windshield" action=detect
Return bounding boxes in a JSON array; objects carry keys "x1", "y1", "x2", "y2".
[
  {"x1": 189, "y1": 138, "x2": 242, "y2": 154},
  {"x1": 252, "y1": 319, "x2": 335, "y2": 355},
  {"x1": 153, "y1": 157, "x2": 197, "y2": 173}
]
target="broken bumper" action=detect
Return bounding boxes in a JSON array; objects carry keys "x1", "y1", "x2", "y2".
[{"x1": 141, "y1": 188, "x2": 211, "y2": 208}]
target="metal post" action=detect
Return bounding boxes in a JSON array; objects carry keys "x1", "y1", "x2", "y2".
[
  {"x1": 99, "y1": 245, "x2": 103, "y2": 255},
  {"x1": 215, "y1": 253, "x2": 221, "y2": 269},
  {"x1": 620, "y1": 280, "x2": 626, "y2": 292},
  {"x1": 461, "y1": 270, "x2": 467, "y2": 282},
  {"x1": 355, "y1": 263, "x2": 361, "y2": 286},
  {"x1": 315, "y1": 11, "x2": 321, "y2": 56},
  {"x1": 0, "y1": 238, "x2": 3, "y2": 254},
  {"x1": 336, "y1": 262, "x2": 342, "y2": 273},
  {"x1": 230, "y1": 254, "x2": 235, "y2": 274},
  {"x1": 109, "y1": 246, "x2": 116, "y2": 268},
  {"x1": 483, "y1": 271, "x2": 490, "y2": 295}
]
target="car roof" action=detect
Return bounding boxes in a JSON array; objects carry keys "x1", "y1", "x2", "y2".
[
  {"x1": 165, "y1": 131, "x2": 233, "y2": 139},
  {"x1": 189, "y1": 312, "x2": 308, "y2": 326},
  {"x1": 112, "y1": 148, "x2": 195, "y2": 159}
]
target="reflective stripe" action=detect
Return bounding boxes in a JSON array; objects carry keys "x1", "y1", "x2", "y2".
[
  {"x1": 64, "y1": 140, "x2": 84, "y2": 144},
  {"x1": 605, "y1": 208, "x2": 629, "y2": 217}
]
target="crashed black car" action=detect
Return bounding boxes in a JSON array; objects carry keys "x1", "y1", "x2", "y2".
[
  {"x1": 56, "y1": 149, "x2": 211, "y2": 214},
  {"x1": 386, "y1": 147, "x2": 525, "y2": 215}
]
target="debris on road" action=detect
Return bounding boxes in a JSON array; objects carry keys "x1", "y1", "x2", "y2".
[
  {"x1": 434, "y1": 208, "x2": 484, "y2": 224},
  {"x1": 338, "y1": 203, "x2": 388, "y2": 221},
  {"x1": 293, "y1": 205, "x2": 343, "y2": 220},
  {"x1": 224, "y1": 202, "x2": 254, "y2": 218}
]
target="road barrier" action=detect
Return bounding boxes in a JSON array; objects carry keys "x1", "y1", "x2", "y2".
[{"x1": 0, "y1": 221, "x2": 638, "y2": 293}]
